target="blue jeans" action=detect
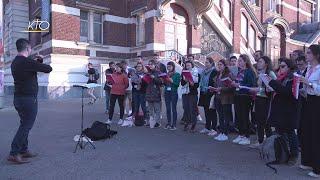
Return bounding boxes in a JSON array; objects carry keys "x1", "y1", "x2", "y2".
[
  {"x1": 165, "y1": 91, "x2": 178, "y2": 127},
  {"x1": 10, "y1": 96, "x2": 38, "y2": 156},
  {"x1": 215, "y1": 98, "x2": 232, "y2": 135},
  {"x1": 132, "y1": 91, "x2": 148, "y2": 119},
  {"x1": 105, "y1": 90, "x2": 111, "y2": 112}
]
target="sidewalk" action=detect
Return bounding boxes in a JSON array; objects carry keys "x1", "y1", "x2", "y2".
[{"x1": 0, "y1": 98, "x2": 308, "y2": 180}]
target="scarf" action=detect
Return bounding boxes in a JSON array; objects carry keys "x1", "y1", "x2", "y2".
[{"x1": 199, "y1": 67, "x2": 214, "y2": 92}]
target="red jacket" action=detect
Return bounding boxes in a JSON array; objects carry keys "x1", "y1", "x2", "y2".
[{"x1": 111, "y1": 72, "x2": 129, "y2": 95}]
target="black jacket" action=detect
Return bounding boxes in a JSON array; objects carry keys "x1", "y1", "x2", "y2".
[
  {"x1": 11, "y1": 55, "x2": 52, "y2": 97},
  {"x1": 198, "y1": 69, "x2": 218, "y2": 107},
  {"x1": 268, "y1": 73, "x2": 299, "y2": 130},
  {"x1": 181, "y1": 74, "x2": 200, "y2": 96}
]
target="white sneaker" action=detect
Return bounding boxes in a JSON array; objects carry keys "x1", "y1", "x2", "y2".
[
  {"x1": 208, "y1": 130, "x2": 218, "y2": 136},
  {"x1": 238, "y1": 137, "x2": 251, "y2": 145},
  {"x1": 214, "y1": 134, "x2": 223, "y2": 140},
  {"x1": 249, "y1": 142, "x2": 261, "y2": 149},
  {"x1": 105, "y1": 119, "x2": 112, "y2": 124},
  {"x1": 197, "y1": 115, "x2": 203, "y2": 121},
  {"x1": 232, "y1": 135, "x2": 243, "y2": 143},
  {"x1": 300, "y1": 165, "x2": 313, "y2": 170},
  {"x1": 118, "y1": 119, "x2": 124, "y2": 125},
  {"x1": 308, "y1": 172, "x2": 320, "y2": 178},
  {"x1": 121, "y1": 120, "x2": 129, "y2": 127},
  {"x1": 200, "y1": 128, "x2": 210, "y2": 134},
  {"x1": 217, "y1": 134, "x2": 228, "y2": 141}
]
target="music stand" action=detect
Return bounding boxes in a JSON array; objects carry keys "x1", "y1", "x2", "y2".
[{"x1": 73, "y1": 84, "x2": 97, "y2": 153}]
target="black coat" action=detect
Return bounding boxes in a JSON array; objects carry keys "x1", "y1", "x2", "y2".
[
  {"x1": 198, "y1": 69, "x2": 218, "y2": 107},
  {"x1": 268, "y1": 74, "x2": 299, "y2": 130}
]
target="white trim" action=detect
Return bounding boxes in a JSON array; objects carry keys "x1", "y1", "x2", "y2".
[
  {"x1": 205, "y1": 9, "x2": 233, "y2": 46},
  {"x1": 51, "y1": 4, "x2": 80, "y2": 16},
  {"x1": 104, "y1": 10, "x2": 157, "y2": 25},
  {"x1": 104, "y1": 14, "x2": 136, "y2": 24},
  {"x1": 189, "y1": 48, "x2": 201, "y2": 54},
  {"x1": 90, "y1": 50, "x2": 96, "y2": 57},
  {"x1": 280, "y1": 2, "x2": 312, "y2": 17},
  {"x1": 145, "y1": 10, "x2": 158, "y2": 19},
  {"x1": 32, "y1": 40, "x2": 167, "y2": 54}
]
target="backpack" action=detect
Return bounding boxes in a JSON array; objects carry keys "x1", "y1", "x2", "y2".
[
  {"x1": 259, "y1": 134, "x2": 290, "y2": 173},
  {"x1": 83, "y1": 121, "x2": 117, "y2": 141},
  {"x1": 94, "y1": 71, "x2": 100, "y2": 81}
]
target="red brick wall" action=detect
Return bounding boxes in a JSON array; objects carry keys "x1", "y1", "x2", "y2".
[
  {"x1": 96, "y1": 51, "x2": 133, "y2": 59},
  {"x1": 51, "y1": 0, "x2": 76, "y2": 7},
  {"x1": 51, "y1": 12, "x2": 80, "y2": 41},
  {"x1": 103, "y1": 22, "x2": 128, "y2": 46},
  {"x1": 53, "y1": 47, "x2": 86, "y2": 56},
  {"x1": 152, "y1": 18, "x2": 165, "y2": 44}
]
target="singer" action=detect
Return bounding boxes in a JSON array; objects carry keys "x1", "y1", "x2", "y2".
[{"x1": 7, "y1": 39, "x2": 52, "y2": 164}]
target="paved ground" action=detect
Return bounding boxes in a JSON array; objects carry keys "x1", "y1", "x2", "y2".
[{"x1": 0, "y1": 98, "x2": 310, "y2": 180}]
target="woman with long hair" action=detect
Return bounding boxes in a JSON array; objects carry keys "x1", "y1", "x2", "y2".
[
  {"x1": 164, "y1": 61, "x2": 181, "y2": 130},
  {"x1": 232, "y1": 54, "x2": 257, "y2": 145},
  {"x1": 268, "y1": 58, "x2": 299, "y2": 165},
  {"x1": 213, "y1": 59, "x2": 235, "y2": 141},
  {"x1": 198, "y1": 57, "x2": 218, "y2": 136},
  {"x1": 181, "y1": 61, "x2": 200, "y2": 132},
  {"x1": 299, "y1": 45, "x2": 320, "y2": 178},
  {"x1": 249, "y1": 56, "x2": 276, "y2": 148},
  {"x1": 105, "y1": 63, "x2": 129, "y2": 125}
]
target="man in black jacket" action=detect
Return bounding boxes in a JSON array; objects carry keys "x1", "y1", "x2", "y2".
[{"x1": 8, "y1": 38, "x2": 52, "y2": 164}]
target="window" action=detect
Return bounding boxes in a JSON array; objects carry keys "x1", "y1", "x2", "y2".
[
  {"x1": 136, "y1": 14, "x2": 145, "y2": 46},
  {"x1": 248, "y1": 0, "x2": 259, "y2": 6},
  {"x1": 80, "y1": 11, "x2": 103, "y2": 44},
  {"x1": 241, "y1": 13, "x2": 248, "y2": 41},
  {"x1": 93, "y1": 13, "x2": 102, "y2": 44},
  {"x1": 80, "y1": 11, "x2": 89, "y2": 42},
  {"x1": 249, "y1": 26, "x2": 256, "y2": 50},
  {"x1": 214, "y1": 0, "x2": 220, "y2": 8},
  {"x1": 269, "y1": 0, "x2": 278, "y2": 12},
  {"x1": 223, "y1": 0, "x2": 231, "y2": 21}
]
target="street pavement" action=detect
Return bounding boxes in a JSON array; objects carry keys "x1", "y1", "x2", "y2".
[{"x1": 0, "y1": 98, "x2": 310, "y2": 180}]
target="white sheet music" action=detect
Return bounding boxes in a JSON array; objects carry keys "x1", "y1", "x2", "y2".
[{"x1": 74, "y1": 83, "x2": 102, "y2": 89}]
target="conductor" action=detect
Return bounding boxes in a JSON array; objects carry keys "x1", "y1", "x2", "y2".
[{"x1": 7, "y1": 39, "x2": 52, "y2": 164}]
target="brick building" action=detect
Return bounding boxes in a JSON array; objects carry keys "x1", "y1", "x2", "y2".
[{"x1": 2, "y1": 0, "x2": 320, "y2": 98}]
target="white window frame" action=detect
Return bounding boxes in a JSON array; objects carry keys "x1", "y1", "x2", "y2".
[
  {"x1": 269, "y1": 0, "x2": 278, "y2": 12},
  {"x1": 249, "y1": 26, "x2": 256, "y2": 50},
  {"x1": 93, "y1": 12, "x2": 103, "y2": 44},
  {"x1": 223, "y1": 0, "x2": 231, "y2": 22},
  {"x1": 241, "y1": 13, "x2": 248, "y2": 41},
  {"x1": 136, "y1": 14, "x2": 145, "y2": 46},
  {"x1": 80, "y1": 10, "x2": 89, "y2": 42}
]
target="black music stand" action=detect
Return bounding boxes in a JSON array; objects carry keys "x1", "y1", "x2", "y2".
[{"x1": 73, "y1": 84, "x2": 96, "y2": 153}]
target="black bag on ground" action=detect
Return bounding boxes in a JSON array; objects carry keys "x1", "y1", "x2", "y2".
[
  {"x1": 134, "y1": 113, "x2": 145, "y2": 126},
  {"x1": 259, "y1": 134, "x2": 290, "y2": 173},
  {"x1": 83, "y1": 121, "x2": 117, "y2": 141}
]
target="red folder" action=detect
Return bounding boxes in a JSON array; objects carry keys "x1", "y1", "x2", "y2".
[
  {"x1": 220, "y1": 77, "x2": 233, "y2": 87},
  {"x1": 106, "y1": 74, "x2": 115, "y2": 84},
  {"x1": 182, "y1": 70, "x2": 193, "y2": 83},
  {"x1": 142, "y1": 74, "x2": 152, "y2": 84}
]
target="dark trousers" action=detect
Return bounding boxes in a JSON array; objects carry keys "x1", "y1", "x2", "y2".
[
  {"x1": 276, "y1": 128, "x2": 299, "y2": 158},
  {"x1": 255, "y1": 96, "x2": 272, "y2": 143},
  {"x1": 301, "y1": 95, "x2": 320, "y2": 174},
  {"x1": 234, "y1": 95, "x2": 252, "y2": 137},
  {"x1": 165, "y1": 91, "x2": 178, "y2": 127},
  {"x1": 132, "y1": 91, "x2": 148, "y2": 119},
  {"x1": 109, "y1": 94, "x2": 125, "y2": 120},
  {"x1": 204, "y1": 106, "x2": 217, "y2": 131},
  {"x1": 215, "y1": 98, "x2": 232, "y2": 134},
  {"x1": 10, "y1": 96, "x2": 38, "y2": 156},
  {"x1": 182, "y1": 94, "x2": 198, "y2": 125}
]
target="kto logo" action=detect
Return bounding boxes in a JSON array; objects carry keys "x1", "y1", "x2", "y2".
[{"x1": 22, "y1": 19, "x2": 50, "y2": 32}]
